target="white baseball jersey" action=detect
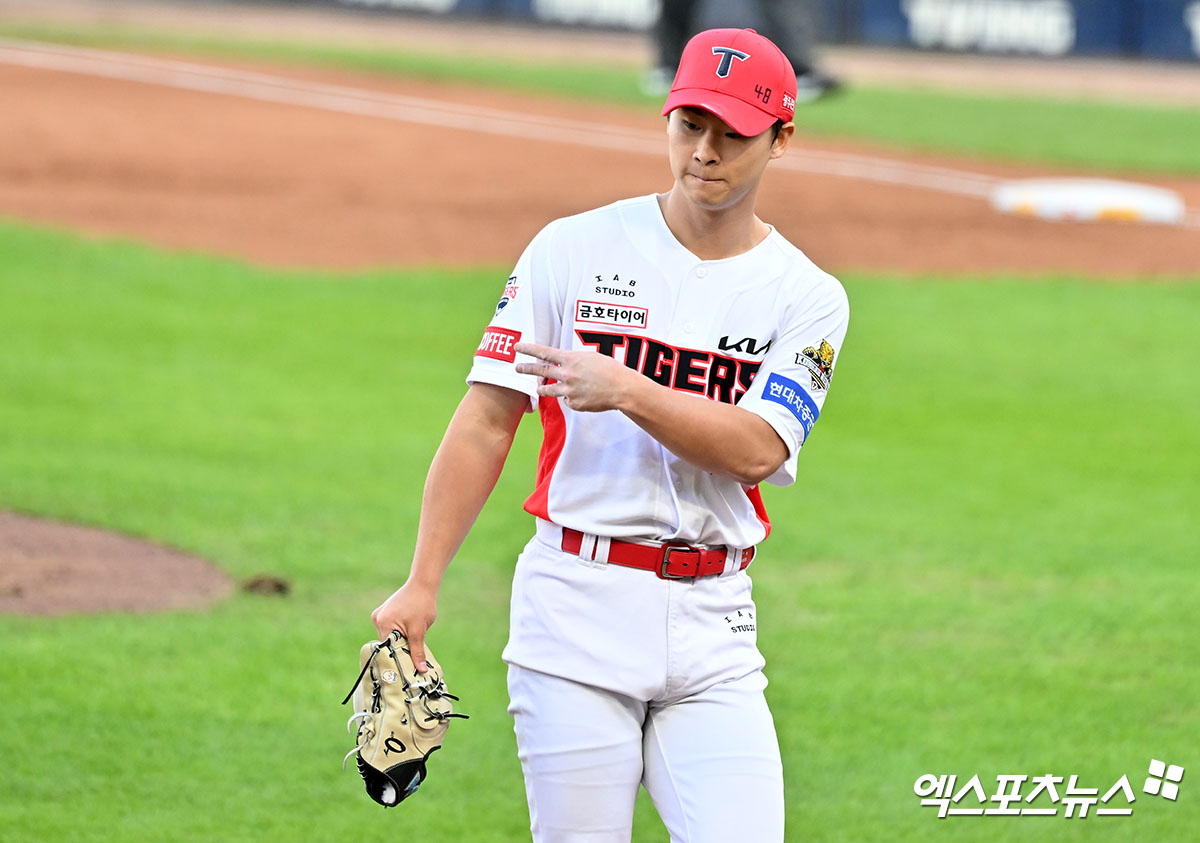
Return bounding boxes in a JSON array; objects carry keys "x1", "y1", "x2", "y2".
[{"x1": 467, "y1": 194, "x2": 849, "y2": 551}]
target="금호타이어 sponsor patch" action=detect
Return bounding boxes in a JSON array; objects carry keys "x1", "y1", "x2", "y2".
[
  {"x1": 762, "y1": 372, "x2": 819, "y2": 436},
  {"x1": 575, "y1": 300, "x2": 648, "y2": 329}
]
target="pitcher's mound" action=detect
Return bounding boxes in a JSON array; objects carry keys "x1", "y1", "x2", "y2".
[{"x1": 0, "y1": 511, "x2": 233, "y2": 615}]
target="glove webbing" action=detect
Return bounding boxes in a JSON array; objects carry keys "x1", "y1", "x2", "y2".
[{"x1": 341, "y1": 635, "x2": 468, "y2": 723}]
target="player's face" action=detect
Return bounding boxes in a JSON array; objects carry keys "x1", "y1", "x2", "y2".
[{"x1": 666, "y1": 107, "x2": 792, "y2": 211}]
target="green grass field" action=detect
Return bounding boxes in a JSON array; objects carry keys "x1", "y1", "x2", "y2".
[
  {"x1": 3, "y1": 19, "x2": 1200, "y2": 175},
  {"x1": 1, "y1": 13, "x2": 1198, "y2": 842},
  {"x1": 1, "y1": 221, "x2": 1196, "y2": 841}
]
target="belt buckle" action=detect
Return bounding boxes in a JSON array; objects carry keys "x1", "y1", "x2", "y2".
[{"x1": 658, "y1": 543, "x2": 701, "y2": 580}]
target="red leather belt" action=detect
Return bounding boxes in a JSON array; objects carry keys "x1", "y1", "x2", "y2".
[{"x1": 561, "y1": 527, "x2": 755, "y2": 580}]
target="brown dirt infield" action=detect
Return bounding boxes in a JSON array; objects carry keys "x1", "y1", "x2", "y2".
[
  {"x1": 1, "y1": 57, "x2": 1198, "y2": 277},
  {"x1": 0, "y1": 512, "x2": 232, "y2": 615},
  {"x1": 1, "y1": 5, "x2": 1198, "y2": 615}
]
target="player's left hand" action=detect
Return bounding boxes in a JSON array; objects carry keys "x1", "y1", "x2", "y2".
[{"x1": 515, "y1": 342, "x2": 635, "y2": 412}]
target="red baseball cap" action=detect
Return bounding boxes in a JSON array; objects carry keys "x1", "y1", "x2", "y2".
[{"x1": 661, "y1": 28, "x2": 797, "y2": 137}]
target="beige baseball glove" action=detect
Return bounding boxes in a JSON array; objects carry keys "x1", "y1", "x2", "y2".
[{"x1": 341, "y1": 630, "x2": 467, "y2": 806}]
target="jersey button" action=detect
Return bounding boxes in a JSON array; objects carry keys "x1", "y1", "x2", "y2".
[
  {"x1": 684, "y1": 323, "x2": 694, "y2": 333},
  {"x1": 696, "y1": 267, "x2": 708, "y2": 278}
]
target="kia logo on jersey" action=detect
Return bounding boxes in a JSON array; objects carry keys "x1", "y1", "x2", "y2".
[{"x1": 718, "y1": 335, "x2": 773, "y2": 355}]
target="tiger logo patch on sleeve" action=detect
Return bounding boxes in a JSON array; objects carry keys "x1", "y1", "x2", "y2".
[{"x1": 796, "y1": 339, "x2": 836, "y2": 391}]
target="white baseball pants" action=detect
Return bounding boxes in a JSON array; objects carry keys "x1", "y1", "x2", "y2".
[{"x1": 508, "y1": 664, "x2": 785, "y2": 843}]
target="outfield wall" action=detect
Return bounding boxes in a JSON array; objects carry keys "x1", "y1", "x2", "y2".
[{"x1": 319, "y1": 0, "x2": 1200, "y2": 60}]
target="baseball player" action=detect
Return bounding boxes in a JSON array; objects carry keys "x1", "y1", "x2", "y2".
[{"x1": 372, "y1": 28, "x2": 849, "y2": 842}]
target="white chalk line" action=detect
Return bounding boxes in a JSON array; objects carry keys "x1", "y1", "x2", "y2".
[
  {"x1": 0, "y1": 38, "x2": 1194, "y2": 228},
  {"x1": 0, "y1": 38, "x2": 997, "y2": 199}
]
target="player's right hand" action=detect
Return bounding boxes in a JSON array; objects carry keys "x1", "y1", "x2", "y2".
[
  {"x1": 371, "y1": 582, "x2": 438, "y2": 673},
  {"x1": 515, "y1": 341, "x2": 636, "y2": 413}
]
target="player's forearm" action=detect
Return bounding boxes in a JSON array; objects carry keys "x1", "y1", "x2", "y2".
[
  {"x1": 616, "y1": 374, "x2": 787, "y2": 485},
  {"x1": 406, "y1": 384, "x2": 525, "y2": 592}
]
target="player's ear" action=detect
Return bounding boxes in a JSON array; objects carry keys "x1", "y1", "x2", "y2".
[{"x1": 770, "y1": 122, "x2": 795, "y2": 159}]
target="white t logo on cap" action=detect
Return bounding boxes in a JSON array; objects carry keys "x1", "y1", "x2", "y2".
[{"x1": 711, "y1": 47, "x2": 750, "y2": 78}]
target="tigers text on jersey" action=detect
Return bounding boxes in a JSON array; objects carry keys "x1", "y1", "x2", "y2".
[{"x1": 467, "y1": 194, "x2": 849, "y2": 549}]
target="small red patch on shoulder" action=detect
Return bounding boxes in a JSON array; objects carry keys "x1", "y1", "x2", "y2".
[{"x1": 476, "y1": 327, "x2": 521, "y2": 362}]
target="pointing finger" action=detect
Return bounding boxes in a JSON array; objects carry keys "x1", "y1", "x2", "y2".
[
  {"x1": 515, "y1": 342, "x2": 563, "y2": 365},
  {"x1": 516, "y1": 361, "x2": 561, "y2": 378}
]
